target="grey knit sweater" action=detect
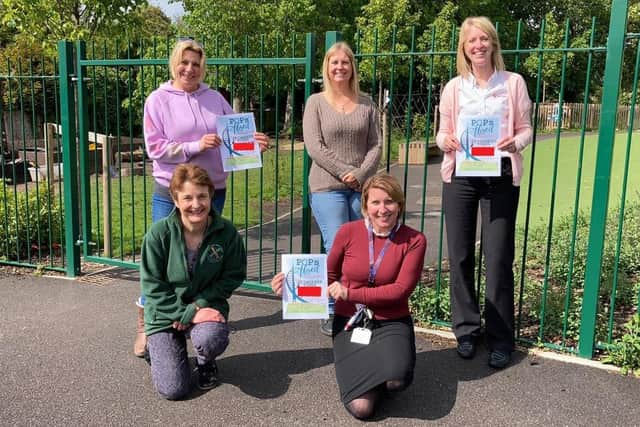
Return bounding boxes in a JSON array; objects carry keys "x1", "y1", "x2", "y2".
[{"x1": 302, "y1": 93, "x2": 382, "y2": 193}]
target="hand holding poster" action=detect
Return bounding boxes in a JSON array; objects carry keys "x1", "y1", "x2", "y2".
[
  {"x1": 281, "y1": 254, "x2": 329, "y2": 320},
  {"x1": 455, "y1": 115, "x2": 501, "y2": 177},
  {"x1": 217, "y1": 113, "x2": 263, "y2": 172}
]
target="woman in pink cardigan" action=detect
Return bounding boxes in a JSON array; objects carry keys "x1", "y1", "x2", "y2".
[{"x1": 436, "y1": 16, "x2": 532, "y2": 369}]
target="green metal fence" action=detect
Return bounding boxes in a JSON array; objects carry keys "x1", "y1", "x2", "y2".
[
  {"x1": 69, "y1": 34, "x2": 318, "y2": 291},
  {"x1": 0, "y1": 1, "x2": 637, "y2": 360}
]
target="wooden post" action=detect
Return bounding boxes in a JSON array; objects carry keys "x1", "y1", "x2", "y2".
[
  {"x1": 101, "y1": 134, "x2": 112, "y2": 257},
  {"x1": 44, "y1": 123, "x2": 56, "y2": 191},
  {"x1": 233, "y1": 97, "x2": 242, "y2": 113}
]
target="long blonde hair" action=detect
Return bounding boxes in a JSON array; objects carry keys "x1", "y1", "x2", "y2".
[
  {"x1": 321, "y1": 42, "x2": 360, "y2": 99},
  {"x1": 456, "y1": 17, "x2": 505, "y2": 78}
]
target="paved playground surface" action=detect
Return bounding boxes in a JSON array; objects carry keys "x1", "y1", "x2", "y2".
[{"x1": 1, "y1": 270, "x2": 639, "y2": 426}]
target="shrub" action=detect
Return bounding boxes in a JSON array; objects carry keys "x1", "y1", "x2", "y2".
[
  {"x1": 0, "y1": 184, "x2": 64, "y2": 261},
  {"x1": 410, "y1": 269, "x2": 451, "y2": 325},
  {"x1": 517, "y1": 201, "x2": 640, "y2": 346},
  {"x1": 603, "y1": 314, "x2": 640, "y2": 376}
]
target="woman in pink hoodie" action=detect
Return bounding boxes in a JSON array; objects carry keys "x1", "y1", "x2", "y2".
[
  {"x1": 436, "y1": 17, "x2": 532, "y2": 369},
  {"x1": 133, "y1": 39, "x2": 269, "y2": 357}
]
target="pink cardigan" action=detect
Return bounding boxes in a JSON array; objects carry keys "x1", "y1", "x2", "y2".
[{"x1": 435, "y1": 71, "x2": 533, "y2": 186}]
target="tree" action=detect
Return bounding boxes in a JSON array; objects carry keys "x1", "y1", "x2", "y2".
[
  {"x1": 0, "y1": 0, "x2": 147, "y2": 55},
  {"x1": 355, "y1": 0, "x2": 425, "y2": 92}
]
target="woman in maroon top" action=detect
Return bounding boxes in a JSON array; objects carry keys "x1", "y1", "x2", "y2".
[{"x1": 271, "y1": 173, "x2": 426, "y2": 420}]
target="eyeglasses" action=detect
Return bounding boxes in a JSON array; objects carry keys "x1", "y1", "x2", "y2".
[{"x1": 177, "y1": 37, "x2": 203, "y2": 49}]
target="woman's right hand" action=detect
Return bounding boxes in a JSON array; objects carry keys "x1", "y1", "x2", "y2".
[
  {"x1": 442, "y1": 134, "x2": 462, "y2": 152},
  {"x1": 193, "y1": 307, "x2": 226, "y2": 324},
  {"x1": 271, "y1": 272, "x2": 284, "y2": 296},
  {"x1": 342, "y1": 172, "x2": 360, "y2": 190},
  {"x1": 199, "y1": 133, "x2": 222, "y2": 152}
]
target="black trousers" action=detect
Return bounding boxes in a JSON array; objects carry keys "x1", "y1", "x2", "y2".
[{"x1": 442, "y1": 158, "x2": 520, "y2": 352}]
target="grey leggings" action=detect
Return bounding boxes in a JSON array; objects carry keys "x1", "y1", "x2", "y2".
[{"x1": 147, "y1": 321, "x2": 230, "y2": 400}]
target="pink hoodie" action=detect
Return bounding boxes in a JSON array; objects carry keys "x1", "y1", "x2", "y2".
[
  {"x1": 143, "y1": 81, "x2": 234, "y2": 190},
  {"x1": 435, "y1": 71, "x2": 533, "y2": 186}
]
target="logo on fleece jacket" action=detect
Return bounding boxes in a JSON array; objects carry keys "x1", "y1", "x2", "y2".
[{"x1": 207, "y1": 244, "x2": 224, "y2": 263}]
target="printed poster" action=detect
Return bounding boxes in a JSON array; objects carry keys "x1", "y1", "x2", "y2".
[
  {"x1": 281, "y1": 254, "x2": 329, "y2": 320},
  {"x1": 217, "y1": 113, "x2": 263, "y2": 172},
  {"x1": 455, "y1": 115, "x2": 501, "y2": 177}
]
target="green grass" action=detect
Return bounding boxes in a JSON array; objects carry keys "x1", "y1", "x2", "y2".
[
  {"x1": 85, "y1": 131, "x2": 639, "y2": 258},
  {"x1": 88, "y1": 147, "x2": 304, "y2": 258},
  {"x1": 518, "y1": 132, "x2": 640, "y2": 227}
]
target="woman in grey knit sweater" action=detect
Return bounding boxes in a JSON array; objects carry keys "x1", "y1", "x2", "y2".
[{"x1": 302, "y1": 41, "x2": 382, "y2": 336}]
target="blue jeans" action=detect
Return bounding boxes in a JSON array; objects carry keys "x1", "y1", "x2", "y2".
[
  {"x1": 310, "y1": 190, "x2": 362, "y2": 314},
  {"x1": 138, "y1": 188, "x2": 227, "y2": 307},
  {"x1": 148, "y1": 322, "x2": 230, "y2": 400}
]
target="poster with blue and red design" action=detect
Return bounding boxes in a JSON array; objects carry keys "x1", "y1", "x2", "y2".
[
  {"x1": 455, "y1": 115, "x2": 502, "y2": 176},
  {"x1": 218, "y1": 113, "x2": 263, "y2": 172},
  {"x1": 281, "y1": 254, "x2": 329, "y2": 320}
]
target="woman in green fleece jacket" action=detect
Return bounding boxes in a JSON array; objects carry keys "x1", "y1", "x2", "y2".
[{"x1": 140, "y1": 163, "x2": 246, "y2": 399}]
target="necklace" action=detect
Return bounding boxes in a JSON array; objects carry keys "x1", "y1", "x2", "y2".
[{"x1": 337, "y1": 98, "x2": 351, "y2": 112}]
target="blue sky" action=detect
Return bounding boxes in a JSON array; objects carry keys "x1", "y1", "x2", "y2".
[{"x1": 149, "y1": 0, "x2": 185, "y2": 20}]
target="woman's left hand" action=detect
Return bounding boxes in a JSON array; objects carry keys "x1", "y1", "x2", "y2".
[
  {"x1": 497, "y1": 137, "x2": 517, "y2": 153},
  {"x1": 255, "y1": 132, "x2": 271, "y2": 153},
  {"x1": 172, "y1": 321, "x2": 189, "y2": 331},
  {"x1": 328, "y1": 281, "x2": 348, "y2": 301}
]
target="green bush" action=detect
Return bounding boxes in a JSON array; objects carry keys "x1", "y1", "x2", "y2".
[
  {"x1": 0, "y1": 184, "x2": 64, "y2": 261},
  {"x1": 603, "y1": 314, "x2": 640, "y2": 376},
  {"x1": 410, "y1": 270, "x2": 451, "y2": 325},
  {"x1": 517, "y1": 201, "x2": 640, "y2": 346},
  {"x1": 411, "y1": 113, "x2": 429, "y2": 139}
]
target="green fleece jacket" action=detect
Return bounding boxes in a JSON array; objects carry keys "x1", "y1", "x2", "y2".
[{"x1": 140, "y1": 209, "x2": 246, "y2": 336}]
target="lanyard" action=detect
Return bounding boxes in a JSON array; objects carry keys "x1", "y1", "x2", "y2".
[{"x1": 367, "y1": 222, "x2": 399, "y2": 287}]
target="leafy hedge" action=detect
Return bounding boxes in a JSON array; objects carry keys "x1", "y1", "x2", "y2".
[
  {"x1": 410, "y1": 201, "x2": 640, "y2": 366},
  {"x1": 0, "y1": 184, "x2": 64, "y2": 261}
]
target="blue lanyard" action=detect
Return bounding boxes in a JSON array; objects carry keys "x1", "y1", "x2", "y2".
[{"x1": 367, "y1": 223, "x2": 399, "y2": 287}]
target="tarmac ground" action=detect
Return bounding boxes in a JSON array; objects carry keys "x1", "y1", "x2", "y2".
[{"x1": 1, "y1": 270, "x2": 639, "y2": 426}]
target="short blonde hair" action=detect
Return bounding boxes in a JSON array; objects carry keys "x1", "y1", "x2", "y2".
[
  {"x1": 361, "y1": 173, "x2": 405, "y2": 218},
  {"x1": 169, "y1": 39, "x2": 207, "y2": 83},
  {"x1": 322, "y1": 42, "x2": 360, "y2": 98},
  {"x1": 456, "y1": 17, "x2": 505, "y2": 78}
]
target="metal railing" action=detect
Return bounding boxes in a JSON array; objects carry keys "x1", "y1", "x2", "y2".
[{"x1": 1, "y1": 1, "x2": 637, "y2": 359}]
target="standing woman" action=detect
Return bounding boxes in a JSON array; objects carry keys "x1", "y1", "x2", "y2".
[
  {"x1": 436, "y1": 16, "x2": 532, "y2": 369},
  {"x1": 133, "y1": 38, "x2": 269, "y2": 357},
  {"x1": 303, "y1": 42, "x2": 382, "y2": 336}
]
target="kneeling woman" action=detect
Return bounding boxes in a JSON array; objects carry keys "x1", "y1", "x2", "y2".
[
  {"x1": 272, "y1": 173, "x2": 426, "y2": 419},
  {"x1": 140, "y1": 164, "x2": 246, "y2": 400}
]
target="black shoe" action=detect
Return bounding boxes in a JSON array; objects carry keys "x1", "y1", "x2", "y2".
[
  {"x1": 456, "y1": 336, "x2": 476, "y2": 359},
  {"x1": 488, "y1": 350, "x2": 511, "y2": 369},
  {"x1": 197, "y1": 361, "x2": 219, "y2": 390},
  {"x1": 320, "y1": 315, "x2": 334, "y2": 337}
]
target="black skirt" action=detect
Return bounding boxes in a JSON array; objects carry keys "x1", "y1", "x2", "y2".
[{"x1": 332, "y1": 315, "x2": 416, "y2": 404}]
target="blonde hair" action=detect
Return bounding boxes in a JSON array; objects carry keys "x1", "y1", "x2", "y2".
[
  {"x1": 361, "y1": 173, "x2": 405, "y2": 218},
  {"x1": 456, "y1": 16, "x2": 505, "y2": 77},
  {"x1": 168, "y1": 39, "x2": 207, "y2": 83},
  {"x1": 321, "y1": 42, "x2": 360, "y2": 98}
]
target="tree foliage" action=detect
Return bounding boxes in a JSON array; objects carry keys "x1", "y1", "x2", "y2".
[{"x1": 0, "y1": 0, "x2": 149, "y2": 55}]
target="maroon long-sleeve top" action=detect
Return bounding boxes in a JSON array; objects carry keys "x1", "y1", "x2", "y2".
[{"x1": 328, "y1": 220, "x2": 427, "y2": 320}]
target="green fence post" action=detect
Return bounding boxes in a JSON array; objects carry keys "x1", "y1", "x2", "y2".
[
  {"x1": 578, "y1": 0, "x2": 629, "y2": 358},
  {"x1": 57, "y1": 41, "x2": 81, "y2": 276},
  {"x1": 302, "y1": 33, "x2": 316, "y2": 253},
  {"x1": 76, "y1": 41, "x2": 92, "y2": 257},
  {"x1": 325, "y1": 31, "x2": 343, "y2": 50}
]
